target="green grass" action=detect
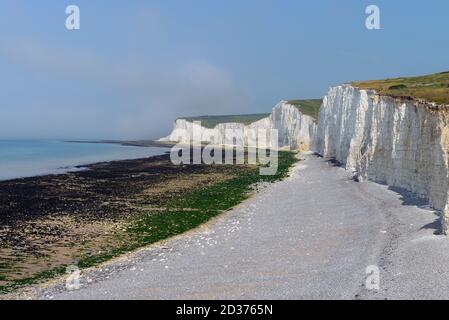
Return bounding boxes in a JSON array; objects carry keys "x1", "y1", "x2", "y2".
[
  {"x1": 352, "y1": 71, "x2": 449, "y2": 105},
  {"x1": 128, "y1": 152, "x2": 296, "y2": 245},
  {"x1": 181, "y1": 99, "x2": 323, "y2": 128},
  {"x1": 287, "y1": 99, "x2": 323, "y2": 120},
  {"x1": 0, "y1": 151, "x2": 298, "y2": 294},
  {"x1": 181, "y1": 114, "x2": 270, "y2": 129}
]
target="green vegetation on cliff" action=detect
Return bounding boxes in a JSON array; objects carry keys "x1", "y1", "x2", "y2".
[
  {"x1": 181, "y1": 113, "x2": 270, "y2": 129},
  {"x1": 287, "y1": 99, "x2": 323, "y2": 120},
  {"x1": 181, "y1": 99, "x2": 323, "y2": 128},
  {"x1": 353, "y1": 71, "x2": 449, "y2": 105}
]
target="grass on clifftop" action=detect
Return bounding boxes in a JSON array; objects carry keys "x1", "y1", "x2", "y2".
[
  {"x1": 182, "y1": 99, "x2": 323, "y2": 128},
  {"x1": 352, "y1": 71, "x2": 449, "y2": 105},
  {"x1": 182, "y1": 114, "x2": 270, "y2": 129},
  {"x1": 287, "y1": 99, "x2": 323, "y2": 120}
]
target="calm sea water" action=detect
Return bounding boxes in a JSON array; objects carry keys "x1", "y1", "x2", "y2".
[{"x1": 0, "y1": 140, "x2": 170, "y2": 181}]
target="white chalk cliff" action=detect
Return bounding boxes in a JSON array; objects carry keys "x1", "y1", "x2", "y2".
[
  {"x1": 159, "y1": 101, "x2": 317, "y2": 152},
  {"x1": 161, "y1": 87, "x2": 449, "y2": 233},
  {"x1": 315, "y1": 85, "x2": 449, "y2": 233}
]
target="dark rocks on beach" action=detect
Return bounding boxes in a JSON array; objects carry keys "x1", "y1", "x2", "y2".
[{"x1": 0, "y1": 149, "x2": 251, "y2": 284}]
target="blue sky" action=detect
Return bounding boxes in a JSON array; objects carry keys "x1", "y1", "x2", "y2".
[{"x1": 0, "y1": 0, "x2": 448, "y2": 139}]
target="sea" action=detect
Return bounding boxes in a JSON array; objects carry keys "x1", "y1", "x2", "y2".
[{"x1": 0, "y1": 140, "x2": 170, "y2": 181}]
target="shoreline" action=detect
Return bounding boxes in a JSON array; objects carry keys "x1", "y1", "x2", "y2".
[
  {"x1": 0, "y1": 140, "x2": 172, "y2": 183},
  {"x1": 0, "y1": 148, "x2": 298, "y2": 294},
  {"x1": 65, "y1": 139, "x2": 175, "y2": 148}
]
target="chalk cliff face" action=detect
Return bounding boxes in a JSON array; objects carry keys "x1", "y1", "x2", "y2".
[
  {"x1": 271, "y1": 102, "x2": 316, "y2": 151},
  {"x1": 161, "y1": 86, "x2": 449, "y2": 232},
  {"x1": 160, "y1": 101, "x2": 317, "y2": 152},
  {"x1": 315, "y1": 85, "x2": 449, "y2": 233}
]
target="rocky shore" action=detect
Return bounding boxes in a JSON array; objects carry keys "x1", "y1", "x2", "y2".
[{"x1": 0, "y1": 149, "x2": 259, "y2": 290}]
